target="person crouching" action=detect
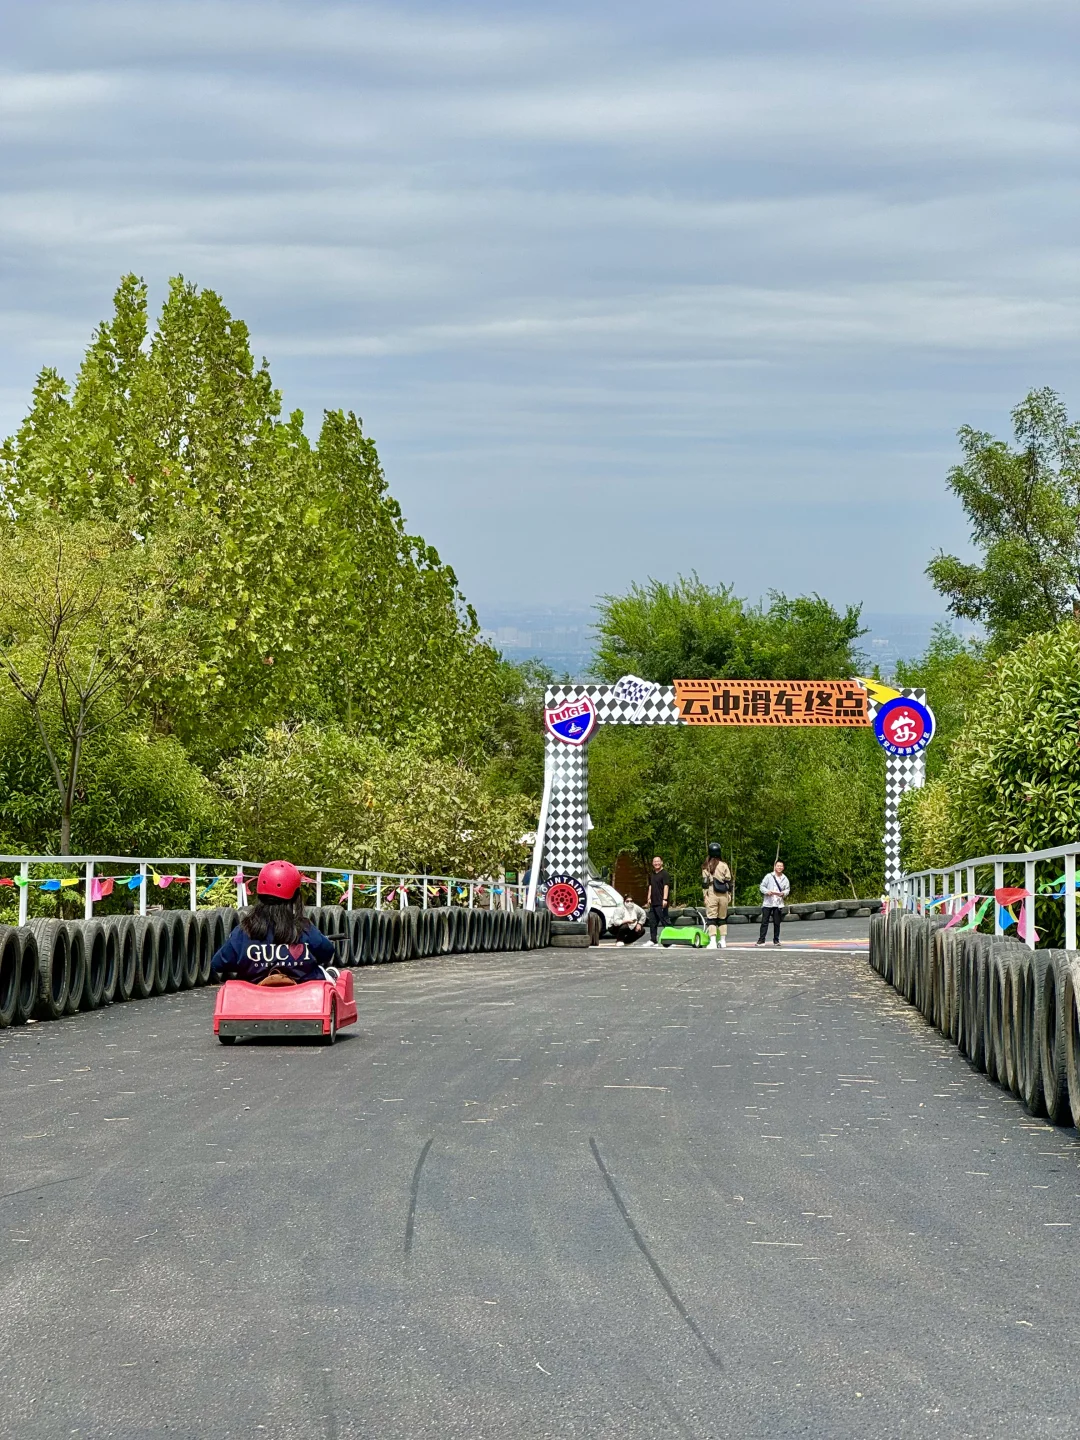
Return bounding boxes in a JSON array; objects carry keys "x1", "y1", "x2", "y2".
[
  {"x1": 608, "y1": 895, "x2": 648, "y2": 946},
  {"x1": 702, "y1": 842, "x2": 733, "y2": 948}
]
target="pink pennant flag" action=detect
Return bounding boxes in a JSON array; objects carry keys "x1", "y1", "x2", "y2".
[
  {"x1": 1017, "y1": 897, "x2": 1038, "y2": 943},
  {"x1": 943, "y1": 898, "x2": 977, "y2": 930},
  {"x1": 90, "y1": 876, "x2": 115, "y2": 902}
]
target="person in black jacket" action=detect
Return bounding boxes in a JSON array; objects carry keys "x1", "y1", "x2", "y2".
[
  {"x1": 645, "y1": 856, "x2": 671, "y2": 945},
  {"x1": 210, "y1": 860, "x2": 334, "y2": 984}
]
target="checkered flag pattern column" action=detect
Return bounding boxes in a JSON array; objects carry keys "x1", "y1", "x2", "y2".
[
  {"x1": 872, "y1": 688, "x2": 928, "y2": 887},
  {"x1": 542, "y1": 734, "x2": 589, "y2": 880}
]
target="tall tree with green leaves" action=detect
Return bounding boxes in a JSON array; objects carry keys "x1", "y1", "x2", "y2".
[
  {"x1": 0, "y1": 520, "x2": 179, "y2": 852},
  {"x1": 927, "y1": 388, "x2": 1080, "y2": 652},
  {"x1": 0, "y1": 275, "x2": 503, "y2": 763},
  {"x1": 594, "y1": 575, "x2": 864, "y2": 683}
]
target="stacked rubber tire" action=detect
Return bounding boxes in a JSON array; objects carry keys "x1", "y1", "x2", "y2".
[
  {"x1": 869, "y1": 910, "x2": 1080, "y2": 1128},
  {"x1": 304, "y1": 905, "x2": 550, "y2": 965},
  {"x1": 0, "y1": 907, "x2": 239, "y2": 1029},
  {"x1": 0, "y1": 905, "x2": 552, "y2": 1030}
]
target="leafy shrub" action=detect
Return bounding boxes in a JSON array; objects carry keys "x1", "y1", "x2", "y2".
[
  {"x1": 220, "y1": 723, "x2": 532, "y2": 877},
  {"x1": 902, "y1": 619, "x2": 1080, "y2": 865}
]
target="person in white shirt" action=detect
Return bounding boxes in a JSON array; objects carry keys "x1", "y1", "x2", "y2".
[
  {"x1": 609, "y1": 897, "x2": 647, "y2": 945},
  {"x1": 756, "y1": 861, "x2": 791, "y2": 946}
]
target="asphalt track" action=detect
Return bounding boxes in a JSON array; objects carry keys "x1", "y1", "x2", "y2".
[{"x1": 3, "y1": 925, "x2": 1080, "y2": 1440}]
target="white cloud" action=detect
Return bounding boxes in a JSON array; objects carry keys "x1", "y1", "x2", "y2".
[{"x1": 0, "y1": 0, "x2": 1077, "y2": 609}]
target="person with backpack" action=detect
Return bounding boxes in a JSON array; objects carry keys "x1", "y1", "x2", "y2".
[{"x1": 702, "y1": 842, "x2": 733, "y2": 949}]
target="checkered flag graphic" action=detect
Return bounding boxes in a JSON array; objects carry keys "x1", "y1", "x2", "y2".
[{"x1": 612, "y1": 674, "x2": 662, "y2": 725}]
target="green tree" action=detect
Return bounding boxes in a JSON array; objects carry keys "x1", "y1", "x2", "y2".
[
  {"x1": 219, "y1": 723, "x2": 532, "y2": 876},
  {"x1": 893, "y1": 623, "x2": 989, "y2": 780},
  {"x1": 594, "y1": 575, "x2": 863, "y2": 683},
  {"x1": 587, "y1": 725, "x2": 883, "y2": 903},
  {"x1": 483, "y1": 659, "x2": 550, "y2": 802},
  {"x1": 927, "y1": 388, "x2": 1080, "y2": 652},
  {"x1": 901, "y1": 619, "x2": 1080, "y2": 868},
  {"x1": 0, "y1": 275, "x2": 502, "y2": 763},
  {"x1": 0, "y1": 520, "x2": 179, "y2": 852}
]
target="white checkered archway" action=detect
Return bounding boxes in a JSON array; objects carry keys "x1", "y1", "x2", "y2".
[{"x1": 528, "y1": 681, "x2": 929, "y2": 902}]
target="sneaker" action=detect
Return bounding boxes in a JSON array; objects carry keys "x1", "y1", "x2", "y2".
[
  {"x1": 773, "y1": 940, "x2": 781, "y2": 946},
  {"x1": 754, "y1": 941, "x2": 765, "y2": 947},
  {"x1": 706, "y1": 938, "x2": 717, "y2": 949},
  {"x1": 720, "y1": 936, "x2": 727, "y2": 948},
  {"x1": 615, "y1": 941, "x2": 625, "y2": 947}
]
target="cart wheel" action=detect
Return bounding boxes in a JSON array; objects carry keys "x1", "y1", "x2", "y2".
[
  {"x1": 321, "y1": 999, "x2": 337, "y2": 1046},
  {"x1": 218, "y1": 1034, "x2": 236, "y2": 1046}
]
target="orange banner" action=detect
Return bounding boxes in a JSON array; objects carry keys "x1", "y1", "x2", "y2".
[{"x1": 673, "y1": 679, "x2": 870, "y2": 726}]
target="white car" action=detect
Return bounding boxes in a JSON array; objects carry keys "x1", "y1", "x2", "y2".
[{"x1": 587, "y1": 882, "x2": 626, "y2": 937}]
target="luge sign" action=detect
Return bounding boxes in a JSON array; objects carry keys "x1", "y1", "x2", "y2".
[{"x1": 673, "y1": 679, "x2": 870, "y2": 726}]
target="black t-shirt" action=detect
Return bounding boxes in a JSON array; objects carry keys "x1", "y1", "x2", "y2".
[{"x1": 648, "y1": 869, "x2": 671, "y2": 907}]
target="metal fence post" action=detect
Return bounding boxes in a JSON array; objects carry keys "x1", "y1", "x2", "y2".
[
  {"x1": 1066, "y1": 852, "x2": 1077, "y2": 952},
  {"x1": 375, "y1": 876, "x2": 382, "y2": 911},
  {"x1": 189, "y1": 861, "x2": 198, "y2": 912},
  {"x1": 347, "y1": 874, "x2": 354, "y2": 913},
  {"x1": 84, "y1": 859, "x2": 95, "y2": 920},
  {"x1": 139, "y1": 861, "x2": 148, "y2": 917},
  {"x1": 1025, "y1": 857, "x2": 1037, "y2": 949},
  {"x1": 315, "y1": 870, "x2": 323, "y2": 908},
  {"x1": 993, "y1": 861, "x2": 1003, "y2": 936},
  {"x1": 469, "y1": 883, "x2": 475, "y2": 910},
  {"x1": 423, "y1": 876, "x2": 428, "y2": 910},
  {"x1": 18, "y1": 859, "x2": 28, "y2": 926}
]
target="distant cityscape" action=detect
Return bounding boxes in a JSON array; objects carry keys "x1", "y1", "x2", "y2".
[{"x1": 477, "y1": 606, "x2": 979, "y2": 681}]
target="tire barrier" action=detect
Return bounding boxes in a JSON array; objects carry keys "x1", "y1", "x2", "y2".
[
  {"x1": 869, "y1": 910, "x2": 1080, "y2": 1128},
  {"x1": 710, "y1": 899, "x2": 883, "y2": 926},
  {"x1": 0, "y1": 903, "x2": 551, "y2": 1029},
  {"x1": 0, "y1": 925, "x2": 20, "y2": 1027}
]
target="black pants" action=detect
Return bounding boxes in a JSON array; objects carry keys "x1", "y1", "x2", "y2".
[
  {"x1": 648, "y1": 905, "x2": 668, "y2": 943},
  {"x1": 758, "y1": 907, "x2": 782, "y2": 943}
]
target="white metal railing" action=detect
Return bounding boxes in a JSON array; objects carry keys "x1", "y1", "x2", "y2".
[
  {"x1": 895, "y1": 843, "x2": 1080, "y2": 951},
  {"x1": 0, "y1": 853, "x2": 527, "y2": 928}
]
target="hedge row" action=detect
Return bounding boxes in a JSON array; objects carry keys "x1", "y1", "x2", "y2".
[
  {"x1": 0, "y1": 904, "x2": 551, "y2": 1029},
  {"x1": 869, "y1": 911, "x2": 1080, "y2": 1127}
]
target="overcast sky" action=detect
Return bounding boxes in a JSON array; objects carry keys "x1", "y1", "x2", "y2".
[{"x1": 2, "y1": 0, "x2": 1078, "y2": 616}]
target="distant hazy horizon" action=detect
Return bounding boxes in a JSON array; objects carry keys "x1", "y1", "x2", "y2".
[{"x1": 477, "y1": 602, "x2": 977, "y2": 680}]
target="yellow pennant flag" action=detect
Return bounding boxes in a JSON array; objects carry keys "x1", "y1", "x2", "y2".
[{"x1": 855, "y1": 677, "x2": 902, "y2": 706}]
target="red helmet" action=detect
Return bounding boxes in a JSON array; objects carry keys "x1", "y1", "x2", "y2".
[{"x1": 256, "y1": 860, "x2": 303, "y2": 900}]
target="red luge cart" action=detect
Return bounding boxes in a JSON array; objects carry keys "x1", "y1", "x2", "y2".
[{"x1": 213, "y1": 967, "x2": 357, "y2": 1045}]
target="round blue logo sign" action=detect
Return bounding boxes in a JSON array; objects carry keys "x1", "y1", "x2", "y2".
[{"x1": 873, "y1": 696, "x2": 935, "y2": 756}]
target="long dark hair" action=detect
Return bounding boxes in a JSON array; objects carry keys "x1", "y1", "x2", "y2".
[{"x1": 240, "y1": 892, "x2": 307, "y2": 945}]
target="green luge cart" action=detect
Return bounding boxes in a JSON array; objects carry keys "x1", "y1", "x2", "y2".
[{"x1": 659, "y1": 924, "x2": 708, "y2": 948}]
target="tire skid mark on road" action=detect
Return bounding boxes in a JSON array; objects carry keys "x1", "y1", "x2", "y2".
[
  {"x1": 404, "y1": 1137, "x2": 434, "y2": 1258},
  {"x1": 589, "y1": 1137, "x2": 722, "y2": 1370},
  {"x1": 0, "y1": 1172, "x2": 85, "y2": 1204}
]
